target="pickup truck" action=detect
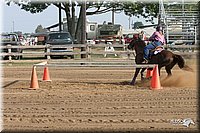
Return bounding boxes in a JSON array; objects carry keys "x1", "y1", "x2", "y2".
[
  {"x1": 0, "y1": 33, "x2": 23, "y2": 60},
  {"x1": 45, "y1": 32, "x2": 74, "y2": 59}
]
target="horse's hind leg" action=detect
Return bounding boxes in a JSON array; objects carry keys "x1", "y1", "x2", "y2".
[
  {"x1": 165, "y1": 61, "x2": 176, "y2": 77},
  {"x1": 130, "y1": 68, "x2": 140, "y2": 85},
  {"x1": 165, "y1": 66, "x2": 172, "y2": 77}
]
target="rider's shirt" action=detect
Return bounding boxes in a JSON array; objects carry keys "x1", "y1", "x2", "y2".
[{"x1": 149, "y1": 31, "x2": 165, "y2": 44}]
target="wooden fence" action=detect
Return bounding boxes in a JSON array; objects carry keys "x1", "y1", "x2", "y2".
[{"x1": 0, "y1": 43, "x2": 198, "y2": 61}]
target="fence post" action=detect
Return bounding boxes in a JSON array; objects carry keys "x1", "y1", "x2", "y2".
[
  {"x1": 46, "y1": 44, "x2": 51, "y2": 60},
  {"x1": 86, "y1": 44, "x2": 91, "y2": 59},
  {"x1": 7, "y1": 44, "x2": 12, "y2": 61}
]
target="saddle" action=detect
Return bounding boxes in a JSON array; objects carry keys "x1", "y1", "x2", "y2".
[
  {"x1": 147, "y1": 45, "x2": 164, "y2": 60},
  {"x1": 151, "y1": 45, "x2": 164, "y2": 55}
]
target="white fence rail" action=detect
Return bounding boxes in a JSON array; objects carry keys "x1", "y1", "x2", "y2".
[{"x1": 0, "y1": 43, "x2": 198, "y2": 61}]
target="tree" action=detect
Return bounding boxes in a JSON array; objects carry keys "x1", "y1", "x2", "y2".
[
  {"x1": 122, "y1": 1, "x2": 159, "y2": 24},
  {"x1": 5, "y1": 0, "x2": 160, "y2": 43},
  {"x1": 35, "y1": 24, "x2": 48, "y2": 33}
]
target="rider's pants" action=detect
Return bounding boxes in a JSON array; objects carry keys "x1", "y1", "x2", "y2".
[{"x1": 143, "y1": 41, "x2": 162, "y2": 60}]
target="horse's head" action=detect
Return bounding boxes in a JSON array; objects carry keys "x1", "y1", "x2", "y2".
[
  {"x1": 127, "y1": 34, "x2": 139, "y2": 50},
  {"x1": 127, "y1": 34, "x2": 146, "y2": 50}
]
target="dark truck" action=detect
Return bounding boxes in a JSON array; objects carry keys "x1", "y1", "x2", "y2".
[
  {"x1": 0, "y1": 33, "x2": 22, "y2": 59},
  {"x1": 45, "y1": 32, "x2": 74, "y2": 59}
]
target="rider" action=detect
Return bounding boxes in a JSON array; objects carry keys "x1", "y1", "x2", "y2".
[{"x1": 143, "y1": 26, "x2": 166, "y2": 62}]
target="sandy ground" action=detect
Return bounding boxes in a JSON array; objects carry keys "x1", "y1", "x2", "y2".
[{"x1": 1, "y1": 60, "x2": 199, "y2": 132}]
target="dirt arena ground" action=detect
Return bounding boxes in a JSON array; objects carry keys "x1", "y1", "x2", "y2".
[{"x1": 1, "y1": 59, "x2": 199, "y2": 132}]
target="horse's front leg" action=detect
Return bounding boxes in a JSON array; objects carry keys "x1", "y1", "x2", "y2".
[
  {"x1": 158, "y1": 66, "x2": 162, "y2": 76},
  {"x1": 140, "y1": 68, "x2": 147, "y2": 81},
  {"x1": 130, "y1": 68, "x2": 140, "y2": 85}
]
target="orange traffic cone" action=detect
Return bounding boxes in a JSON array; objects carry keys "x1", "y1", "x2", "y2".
[
  {"x1": 150, "y1": 65, "x2": 162, "y2": 90},
  {"x1": 43, "y1": 66, "x2": 51, "y2": 81},
  {"x1": 146, "y1": 69, "x2": 153, "y2": 78},
  {"x1": 29, "y1": 66, "x2": 39, "y2": 89}
]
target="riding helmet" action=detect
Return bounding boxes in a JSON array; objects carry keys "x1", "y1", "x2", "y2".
[{"x1": 156, "y1": 26, "x2": 163, "y2": 31}]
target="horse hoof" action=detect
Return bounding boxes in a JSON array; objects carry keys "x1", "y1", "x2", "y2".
[{"x1": 130, "y1": 82, "x2": 135, "y2": 85}]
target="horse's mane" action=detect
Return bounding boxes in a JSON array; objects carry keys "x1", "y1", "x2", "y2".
[{"x1": 133, "y1": 38, "x2": 146, "y2": 48}]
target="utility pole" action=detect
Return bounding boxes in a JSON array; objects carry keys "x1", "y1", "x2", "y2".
[
  {"x1": 58, "y1": 3, "x2": 62, "y2": 32},
  {"x1": 112, "y1": 7, "x2": 115, "y2": 25}
]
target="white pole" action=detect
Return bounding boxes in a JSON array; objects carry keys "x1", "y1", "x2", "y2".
[{"x1": 195, "y1": 26, "x2": 197, "y2": 44}]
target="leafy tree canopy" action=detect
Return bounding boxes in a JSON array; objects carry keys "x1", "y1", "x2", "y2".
[
  {"x1": 5, "y1": 0, "x2": 160, "y2": 42},
  {"x1": 35, "y1": 24, "x2": 48, "y2": 33},
  {"x1": 5, "y1": 0, "x2": 159, "y2": 22}
]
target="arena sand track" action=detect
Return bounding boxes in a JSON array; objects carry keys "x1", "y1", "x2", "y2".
[{"x1": 2, "y1": 61, "x2": 199, "y2": 132}]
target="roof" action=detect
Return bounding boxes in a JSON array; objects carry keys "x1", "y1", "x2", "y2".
[
  {"x1": 46, "y1": 22, "x2": 64, "y2": 30},
  {"x1": 98, "y1": 24, "x2": 121, "y2": 31}
]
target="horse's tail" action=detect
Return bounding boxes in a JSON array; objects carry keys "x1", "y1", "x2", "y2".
[{"x1": 174, "y1": 54, "x2": 194, "y2": 72}]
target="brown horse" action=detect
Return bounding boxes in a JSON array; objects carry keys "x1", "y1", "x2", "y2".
[{"x1": 127, "y1": 36, "x2": 193, "y2": 85}]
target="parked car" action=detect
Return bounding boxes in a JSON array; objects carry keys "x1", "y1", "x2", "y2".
[
  {"x1": 124, "y1": 33, "x2": 148, "y2": 44},
  {"x1": 45, "y1": 32, "x2": 74, "y2": 59},
  {"x1": 0, "y1": 33, "x2": 23, "y2": 60}
]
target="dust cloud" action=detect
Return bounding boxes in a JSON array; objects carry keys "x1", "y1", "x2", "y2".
[{"x1": 161, "y1": 68, "x2": 198, "y2": 87}]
